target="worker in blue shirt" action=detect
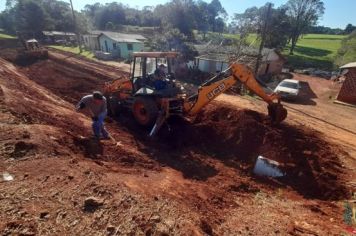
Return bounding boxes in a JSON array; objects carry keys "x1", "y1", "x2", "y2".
[{"x1": 153, "y1": 64, "x2": 168, "y2": 90}]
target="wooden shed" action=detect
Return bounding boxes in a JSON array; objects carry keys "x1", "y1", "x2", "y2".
[
  {"x1": 192, "y1": 44, "x2": 286, "y2": 76},
  {"x1": 337, "y1": 62, "x2": 356, "y2": 105}
]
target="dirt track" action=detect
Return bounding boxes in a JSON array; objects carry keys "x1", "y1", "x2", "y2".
[{"x1": 0, "y1": 49, "x2": 355, "y2": 235}]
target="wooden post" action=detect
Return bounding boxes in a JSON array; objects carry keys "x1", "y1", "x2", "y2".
[
  {"x1": 69, "y1": 0, "x2": 82, "y2": 53},
  {"x1": 255, "y1": 3, "x2": 272, "y2": 75}
]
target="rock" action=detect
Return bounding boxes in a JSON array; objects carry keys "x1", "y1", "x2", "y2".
[
  {"x1": 156, "y1": 224, "x2": 170, "y2": 236},
  {"x1": 70, "y1": 219, "x2": 79, "y2": 226},
  {"x1": 22, "y1": 132, "x2": 30, "y2": 139},
  {"x1": 303, "y1": 150, "x2": 312, "y2": 155},
  {"x1": 83, "y1": 197, "x2": 104, "y2": 212},
  {"x1": 200, "y1": 220, "x2": 213, "y2": 235},
  {"x1": 40, "y1": 212, "x2": 49, "y2": 219},
  {"x1": 106, "y1": 225, "x2": 116, "y2": 235},
  {"x1": 150, "y1": 215, "x2": 161, "y2": 223}
]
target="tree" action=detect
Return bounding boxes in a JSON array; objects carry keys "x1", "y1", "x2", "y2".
[
  {"x1": 148, "y1": 27, "x2": 197, "y2": 61},
  {"x1": 105, "y1": 21, "x2": 115, "y2": 31},
  {"x1": 195, "y1": 1, "x2": 209, "y2": 39},
  {"x1": 214, "y1": 17, "x2": 225, "y2": 33},
  {"x1": 207, "y1": 0, "x2": 227, "y2": 32},
  {"x1": 233, "y1": 3, "x2": 291, "y2": 49},
  {"x1": 308, "y1": 25, "x2": 344, "y2": 35},
  {"x1": 284, "y1": 0, "x2": 325, "y2": 55},
  {"x1": 157, "y1": 0, "x2": 197, "y2": 37},
  {"x1": 0, "y1": 0, "x2": 89, "y2": 34},
  {"x1": 344, "y1": 24, "x2": 356, "y2": 35},
  {"x1": 335, "y1": 30, "x2": 356, "y2": 66},
  {"x1": 14, "y1": 0, "x2": 49, "y2": 33}
]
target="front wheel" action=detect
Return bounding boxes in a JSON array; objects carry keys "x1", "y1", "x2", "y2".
[
  {"x1": 107, "y1": 96, "x2": 121, "y2": 117},
  {"x1": 132, "y1": 97, "x2": 158, "y2": 126}
]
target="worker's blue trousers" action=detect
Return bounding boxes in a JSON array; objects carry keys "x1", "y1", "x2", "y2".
[{"x1": 92, "y1": 112, "x2": 109, "y2": 138}]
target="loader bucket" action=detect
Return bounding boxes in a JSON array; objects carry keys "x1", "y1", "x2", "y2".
[
  {"x1": 25, "y1": 49, "x2": 48, "y2": 59},
  {"x1": 267, "y1": 103, "x2": 287, "y2": 124},
  {"x1": 16, "y1": 49, "x2": 48, "y2": 65}
]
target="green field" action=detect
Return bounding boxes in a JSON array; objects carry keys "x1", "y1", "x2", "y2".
[
  {"x1": 49, "y1": 45, "x2": 94, "y2": 60},
  {"x1": 222, "y1": 33, "x2": 259, "y2": 45},
  {"x1": 220, "y1": 33, "x2": 345, "y2": 70},
  {"x1": 283, "y1": 34, "x2": 346, "y2": 70},
  {"x1": 0, "y1": 33, "x2": 16, "y2": 39}
]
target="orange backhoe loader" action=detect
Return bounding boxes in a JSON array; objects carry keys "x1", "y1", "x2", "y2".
[{"x1": 104, "y1": 52, "x2": 287, "y2": 136}]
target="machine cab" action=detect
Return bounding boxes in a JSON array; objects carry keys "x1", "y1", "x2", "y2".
[{"x1": 130, "y1": 52, "x2": 180, "y2": 95}]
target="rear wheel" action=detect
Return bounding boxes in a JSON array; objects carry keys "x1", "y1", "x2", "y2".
[{"x1": 132, "y1": 97, "x2": 158, "y2": 126}]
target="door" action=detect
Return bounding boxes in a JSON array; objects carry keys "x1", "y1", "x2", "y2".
[{"x1": 104, "y1": 40, "x2": 108, "y2": 52}]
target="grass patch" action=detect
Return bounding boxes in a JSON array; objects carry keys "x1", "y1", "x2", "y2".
[
  {"x1": 218, "y1": 33, "x2": 345, "y2": 70},
  {"x1": 49, "y1": 45, "x2": 94, "y2": 59},
  {"x1": 0, "y1": 33, "x2": 16, "y2": 39},
  {"x1": 283, "y1": 34, "x2": 346, "y2": 70},
  {"x1": 223, "y1": 33, "x2": 259, "y2": 46}
]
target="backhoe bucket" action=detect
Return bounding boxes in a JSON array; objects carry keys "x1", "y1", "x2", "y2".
[{"x1": 267, "y1": 103, "x2": 287, "y2": 124}]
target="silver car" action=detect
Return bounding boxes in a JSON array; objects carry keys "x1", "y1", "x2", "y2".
[{"x1": 274, "y1": 79, "x2": 301, "y2": 100}]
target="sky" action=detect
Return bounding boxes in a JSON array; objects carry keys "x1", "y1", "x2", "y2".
[{"x1": 0, "y1": 0, "x2": 355, "y2": 29}]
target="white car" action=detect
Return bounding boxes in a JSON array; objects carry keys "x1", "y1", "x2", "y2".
[{"x1": 274, "y1": 79, "x2": 301, "y2": 100}]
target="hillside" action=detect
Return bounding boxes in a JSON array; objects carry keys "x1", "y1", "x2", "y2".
[{"x1": 0, "y1": 45, "x2": 355, "y2": 235}]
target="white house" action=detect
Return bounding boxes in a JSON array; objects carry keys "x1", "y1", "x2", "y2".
[
  {"x1": 192, "y1": 44, "x2": 286, "y2": 76},
  {"x1": 98, "y1": 31, "x2": 145, "y2": 59}
]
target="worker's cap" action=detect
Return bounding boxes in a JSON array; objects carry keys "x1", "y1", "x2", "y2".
[{"x1": 93, "y1": 91, "x2": 104, "y2": 100}]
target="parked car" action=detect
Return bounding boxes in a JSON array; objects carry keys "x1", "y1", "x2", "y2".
[{"x1": 274, "y1": 79, "x2": 301, "y2": 100}]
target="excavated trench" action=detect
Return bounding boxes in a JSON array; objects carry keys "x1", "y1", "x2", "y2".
[{"x1": 13, "y1": 56, "x2": 351, "y2": 201}]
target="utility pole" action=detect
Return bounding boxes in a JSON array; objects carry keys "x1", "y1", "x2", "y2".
[
  {"x1": 69, "y1": 0, "x2": 82, "y2": 53},
  {"x1": 255, "y1": 3, "x2": 272, "y2": 75}
]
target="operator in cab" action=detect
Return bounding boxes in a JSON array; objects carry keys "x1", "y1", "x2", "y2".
[
  {"x1": 153, "y1": 64, "x2": 168, "y2": 90},
  {"x1": 76, "y1": 91, "x2": 110, "y2": 140}
]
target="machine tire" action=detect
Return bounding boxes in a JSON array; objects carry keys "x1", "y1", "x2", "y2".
[
  {"x1": 132, "y1": 97, "x2": 158, "y2": 126},
  {"x1": 107, "y1": 96, "x2": 121, "y2": 117}
]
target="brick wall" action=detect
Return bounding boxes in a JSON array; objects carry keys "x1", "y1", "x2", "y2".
[{"x1": 337, "y1": 68, "x2": 356, "y2": 105}]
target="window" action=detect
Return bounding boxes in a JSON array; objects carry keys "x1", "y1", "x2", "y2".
[
  {"x1": 127, "y1": 43, "x2": 133, "y2": 50},
  {"x1": 113, "y1": 42, "x2": 117, "y2": 49}
]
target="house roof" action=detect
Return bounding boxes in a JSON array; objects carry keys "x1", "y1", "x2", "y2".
[
  {"x1": 193, "y1": 43, "x2": 285, "y2": 63},
  {"x1": 133, "y1": 51, "x2": 179, "y2": 58},
  {"x1": 93, "y1": 31, "x2": 146, "y2": 42},
  {"x1": 340, "y1": 62, "x2": 356, "y2": 69},
  {"x1": 26, "y1": 39, "x2": 38, "y2": 43},
  {"x1": 42, "y1": 31, "x2": 75, "y2": 36}
]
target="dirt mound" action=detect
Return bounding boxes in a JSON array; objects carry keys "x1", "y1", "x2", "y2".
[
  {"x1": 19, "y1": 59, "x2": 110, "y2": 103},
  {"x1": 14, "y1": 56, "x2": 350, "y2": 200},
  {"x1": 0, "y1": 38, "x2": 18, "y2": 50},
  {"x1": 170, "y1": 103, "x2": 350, "y2": 200}
]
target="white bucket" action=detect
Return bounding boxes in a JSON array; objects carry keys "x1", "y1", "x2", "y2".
[
  {"x1": 2, "y1": 172, "x2": 14, "y2": 181},
  {"x1": 253, "y1": 156, "x2": 284, "y2": 178}
]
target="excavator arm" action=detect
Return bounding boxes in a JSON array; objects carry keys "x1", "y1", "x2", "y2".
[
  {"x1": 183, "y1": 63, "x2": 287, "y2": 123},
  {"x1": 149, "y1": 63, "x2": 287, "y2": 137}
]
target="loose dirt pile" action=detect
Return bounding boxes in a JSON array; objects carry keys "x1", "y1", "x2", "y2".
[
  {"x1": 0, "y1": 54, "x2": 354, "y2": 235},
  {"x1": 178, "y1": 104, "x2": 349, "y2": 200}
]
